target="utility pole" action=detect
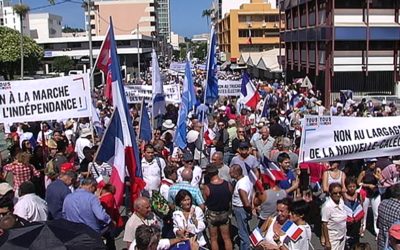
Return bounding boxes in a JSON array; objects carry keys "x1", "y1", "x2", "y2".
[
  {"x1": 137, "y1": 23, "x2": 141, "y2": 80},
  {"x1": 19, "y1": 0, "x2": 24, "y2": 80},
  {"x1": 86, "y1": 0, "x2": 94, "y2": 90}
]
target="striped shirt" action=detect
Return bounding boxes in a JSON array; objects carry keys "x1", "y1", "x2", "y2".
[{"x1": 168, "y1": 181, "x2": 205, "y2": 206}]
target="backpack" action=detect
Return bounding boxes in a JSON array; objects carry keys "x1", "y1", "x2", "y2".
[
  {"x1": 278, "y1": 116, "x2": 290, "y2": 136},
  {"x1": 150, "y1": 190, "x2": 170, "y2": 219}
]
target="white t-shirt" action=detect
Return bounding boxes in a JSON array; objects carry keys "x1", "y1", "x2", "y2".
[
  {"x1": 13, "y1": 193, "x2": 48, "y2": 222},
  {"x1": 142, "y1": 157, "x2": 166, "y2": 192},
  {"x1": 321, "y1": 197, "x2": 347, "y2": 241},
  {"x1": 286, "y1": 224, "x2": 312, "y2": 250},
  {"x1": 177, "y1": 166, "x2": 203, "y2": 187},
  {"x1": 232, "y1": 175, "x2": 253, "y2": 207}
]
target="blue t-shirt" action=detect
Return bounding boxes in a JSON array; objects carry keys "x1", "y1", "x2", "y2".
[{"x1": 279, "y1": 169, "x2": 296, "y2": 191}]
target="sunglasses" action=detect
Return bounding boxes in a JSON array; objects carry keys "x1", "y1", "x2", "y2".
[{"x1": 331, "y1": 192, "x2": 342, "y2": 195}]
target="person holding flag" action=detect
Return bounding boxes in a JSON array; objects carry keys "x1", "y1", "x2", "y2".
[{"x1": 94, "y1": 18, "x2": 145, "y2": 211}]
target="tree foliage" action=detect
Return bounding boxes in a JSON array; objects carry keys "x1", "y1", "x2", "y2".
[
  {"x1": 53, "y1": 56, "x2": 74, "y2": 73},
  {"x1": 13, "y1": 4, "x2": 30, "y2": 17},
  {"x1": 62, "y1": 26, "x2": 85, "y2": 33},
  {"x1": 0, "y1": 26, "x2": 43, "y2": 79}
]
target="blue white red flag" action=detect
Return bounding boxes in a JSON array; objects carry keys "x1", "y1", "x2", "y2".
[
  {"x1": 244, "y1": 162, "x2": 264, "y2": 193},
  {"x1": 281, "y1": 220, "x2": 304, "y2": 242},
  {"x1": 240, "y1": 72, "x2": 260, "y2": 110},
  {"x1": 95, "y1": 18, "x2": 145, "y2": 207},
  {"x1": 260, "y1": 157, "x2": 286, "y2": 187},
  {"x1": 249, "y1": 227, "x2": 263, "y2": 246},
  {"x1": 94, "y1": 26, "x2": 112, "y2": 101}
]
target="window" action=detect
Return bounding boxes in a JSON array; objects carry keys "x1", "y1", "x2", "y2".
[
  {"x1": 335, "y1": 0, "x2": 363, "y2": 8},
  {"x1": 371, "y1": 0, "x2": 394, "y2": 8}
]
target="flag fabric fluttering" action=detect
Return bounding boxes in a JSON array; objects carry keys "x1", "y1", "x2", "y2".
[
  {"x1": 95, "y1": 18, "x2": 145, "y2": 208},
  {"x1": 186, "y1": 53, "x2": 196, "y2": 110},
  {"x1": 260, "y1": 157, "x2": 286, "y2": 187},
  {"x1": 244, "y1": 163, "x2": 264, "y2": 193},
  {"x1": 204, "y1": 26, "x2": 219, "y2": 105},
  {"x1": 152, "y1": 49, "x2": 166, "y2": 118},
  {"x1": 94, "y1": 26, "x2": 112, "y2": 100},
  {"x1": 281, "y1": 220, "x2": 304, "y2": 242},
  {"x1": 174, "y1": 53, "x2": 194, "y2": 149},
  {"x1": 240, "y1": 72, "x2": 260, "y2": 110},
  {"x1": 139, "y1": 98, "x2": 152, "y2": 142}
]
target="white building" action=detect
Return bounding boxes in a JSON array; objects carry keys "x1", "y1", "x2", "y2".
[
  {"x1": 29, "y1": 13, "x2": 62, "y2": 40},
  {"x1": 0, "y1": 0, "x2": 30, "y2": 36},
  {"x1": 170, "y1": 31, "x2": 184, "y2": 50},
  {"x1": 192, "y1": 33, "x2": 209, "y2": 43}
]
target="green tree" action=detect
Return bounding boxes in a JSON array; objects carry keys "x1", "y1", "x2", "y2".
[
  {"x1": 202, "y1": 9, "x2": 214, "y2": 26},
  {"x1": 0, "y1": 26, "x2": 43, "y2": 79},
  {"x1": 192, "y1": 42, "x2": 208, "y2": 60},
  {"x1": 53, "y1": 56, "x2": 75, "y2": 74}
]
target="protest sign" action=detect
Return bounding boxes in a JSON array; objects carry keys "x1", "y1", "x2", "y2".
[
  {"x1": 125, "y1": 84, "x2": 181, "y2": 104},
  {"x1": 0, "y1": 74, "x2": 91, "y2": 124},
  {"x1": 218, "y1": 80, "x2": 241, "y2": 96},
  {"x1": 299, "y1": 115, "x2": 400, "y2": 162}
]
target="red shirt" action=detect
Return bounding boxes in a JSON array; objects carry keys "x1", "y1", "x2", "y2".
[
  {"x1": 3, "y1": 162, "x2": 40, "y2": 191},
  {"x1": 100, "y1": 193, "x2": 124, "y2": 228},
  {"x1": 299, "y1": 162, "x2": 327, "y2": 184}
]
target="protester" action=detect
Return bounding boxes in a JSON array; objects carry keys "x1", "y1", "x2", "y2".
[
  {"x1": 230, "y1": 164, "x2": 253, "y2": 249},
  {"x1": 13, "y1": 181, "x2": 47, "y2": 222},
  {"x1": 172, "y1": 189, "x2": 206, "y2": 247},
  {"x1": 378, "y1": 183, "x2": 400, "y2": 249},
  {"x1": 124, "y1": 197, "x2": 158, "y2": 248},
  {"x1": 321, "y1": 183, "x2": 347, "y2": 250},
  {"x1": 357, "y1": 158, "x2": 381, "y2": 236},
  {"x1": 62, "y1": 178, "x2": 111, "y2": 233},
  {"x1": 203, "y1": 163, "x2": 233, "y2": 250}
]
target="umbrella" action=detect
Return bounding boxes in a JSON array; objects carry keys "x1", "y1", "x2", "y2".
[{"x1": 0, "y1": 219, "x2": 106, "y2": 250}]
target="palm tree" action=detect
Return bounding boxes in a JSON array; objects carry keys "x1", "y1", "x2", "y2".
[
  {"x1": 13, "y1": 3, "x2": 30, "y2": 79},
  {"x1": 202, "y1": 9, "x2": 214, "y2": 27}
]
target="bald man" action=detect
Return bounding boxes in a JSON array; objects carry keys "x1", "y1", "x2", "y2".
[
  {"x1": 168, "y1": 168, "x2": 205, "y2": 211},
  {"x1": 124, "y1": 197, "x2": 157, "y2": 248},
  {"x1": 254, "y1": 126, "x2": 275, "y2": 159}
]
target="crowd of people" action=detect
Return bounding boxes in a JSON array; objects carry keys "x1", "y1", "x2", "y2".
[{"x1": 1, "y1": 69, "x2": 400, "y2": 250}]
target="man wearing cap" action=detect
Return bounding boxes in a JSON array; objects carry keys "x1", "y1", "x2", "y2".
[
  {"x1": 378, "y1": 183, "x2": 400, "y2": 249},
  {"x1": 217, "y1": 106, "x2": 229, "y2": 124},
  {"x1": 230, "y1": 141, "x2": 259, "y2": 177},
  {"x1": 213, "y1": 121, "x2": 230, "y2": 164},
  {"x1": 161, "y1": 119, "x2": 175, "y2": 140},
  {"x1": 74, "y1": 128, "x2": 93, "y2": 163},
  {"x1": 177, "y1": 151, "x2": 202, "y2": 187},
  {"x1": 13, "y1": 181, "x2": 47, "y2": 222},
  {"x1": 46, "y1": 171, "x2": 77, "y2": 220}
]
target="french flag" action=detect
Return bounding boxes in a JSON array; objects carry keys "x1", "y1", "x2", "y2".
[
  {"x1": 240, "y1": 72, "x2": 260, "y2": 110},
  {"x1": 244, "y1": 163, "x2": 264, "y2": 193},
  {"x1": 95, "y1": 18, "x2": 145, "y2": 208},
  {"x1": 260, "y1": 157, "x2": 286, "y2": 187},
  {"x1": 94, "y1": 26, "x2": 112, "y2": 101},
  {"x1": 249, "y1": 227, "x2": 263, "y2": 246},
  {"x1": 281, "y1": 220, "x2": 304, "y2": 242}
]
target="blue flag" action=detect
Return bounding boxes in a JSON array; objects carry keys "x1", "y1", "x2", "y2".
[
  {"x1": 152, "y1": 49, "x2": 166, "y2": 118},
  {"x1": 174, "y1": 53, "x2": 193, "y2": 149},
  {"x1": 139, "y1": 99, "x2": 152, "y2": 142},
  {"x1": 185, "y1": 54, "x2": 196, "y2": 110},
  {"x1": 204, "y1": 26, "x2": 218, "y2": 105}
]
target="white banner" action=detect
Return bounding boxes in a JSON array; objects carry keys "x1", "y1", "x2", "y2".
[
  {"x1": 299, "y1": 115, "x2": 400, "y2": 162},
  {"x1": 0, "y1": 74, "x2": 91, "y2": 124},
  {"x1": 125, "y1": 84, "x2": 181, "y2": 104},
  {"x1": 218, "y1": 80, "x2": 241, "y2": 96}
]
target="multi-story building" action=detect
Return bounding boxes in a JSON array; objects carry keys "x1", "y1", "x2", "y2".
[
  {"x1": 156, "y1": 0, "x2": 170, "y2": 41},
  {"x1": 29, "y1": 13, "x2": 62, "y2": 40},
  {"x1": 218, "y1": 0, "x2": 282, "y2": 61},
  {"x1": 170, "y1": 31, "x2": 184, "y2": 50},
  {"x1": 87, "y1": 0, "x2": 156, "y2": 37},
  {"x1": 0, "y1": 0, "x2": 30, "y2": 36},
  {"x1": 282, "y1": 0, "x2": 400, "y2": 105}
]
